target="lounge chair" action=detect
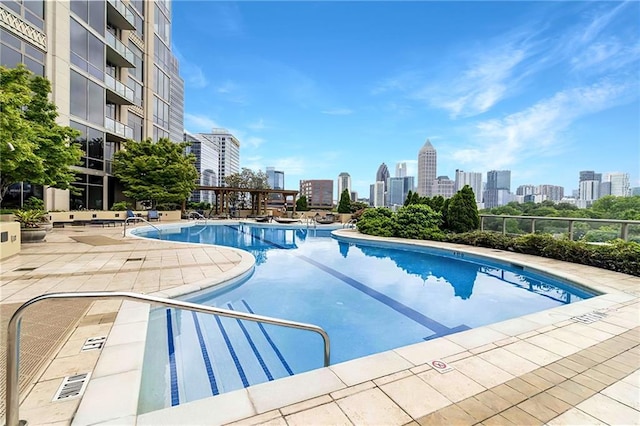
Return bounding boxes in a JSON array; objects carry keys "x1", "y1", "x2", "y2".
[
  {"x1": 255, "y1": 215, "x2": 273, "y2": 223},
  {"x1": 315, "y1": 214, "x2": 335, "y2": 224},
  {"x1": 274, "y1": 217, "x2": 300, "y2": 224},
  {"x1": 147, "y1": 210, "x2": 160, "y2": 221}
]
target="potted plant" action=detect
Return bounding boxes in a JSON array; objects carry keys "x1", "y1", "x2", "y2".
[{"x1": 14, "y1": 209, "x2": 49, "y2": 243}]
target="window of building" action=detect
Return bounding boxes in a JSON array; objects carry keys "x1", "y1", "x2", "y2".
[
  {"x1": 0, "y1": 28, "x2": 45, "y2": 75},
  {"x1": 70, "y1": 18, "x2": 104, "y2": 79},
  {"x1": 70, "y1": 173, "x2": 103, "y2": 210},
  {"x1": 70, "y1": 121, "x2": 105, "y2": 172},
  {"x1": 70, "y1": 70, "x2": 104, "y2": 127},
  {"x1": 129, "y1": 5, "x2": 144, "y2": 40},
  {"x1": 128, "y1": 113, "x2": 143, "y2": 142},
  {"x1": 152, "y1": 96, "x2": 169, "y2": 129},
  {"x1": 154, "y1": 4, "x2": 170, "y2": 44},
  {"x1": 70, "y1": 0, "x2": 104, "y2": 35},
  {"x1": 3, "y1": 0, "x2": 44, "y2": 31},
  {"x1": 153, "y1": 65, "x2": 169, "y2": 99}
]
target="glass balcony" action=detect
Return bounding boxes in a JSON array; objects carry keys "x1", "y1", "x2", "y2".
[
  {"x1": 105, "y1": 32, "x2": 135, "y2": 68},
  {"x1": 106, "y1": 0, "x2": 136, "y2": 30},
  {"x1": 105, "y1": 117, "x2": 134, "y2": 140},
  {"x1": 105, "y1": 74, "x2": 134, "y2": 105}
]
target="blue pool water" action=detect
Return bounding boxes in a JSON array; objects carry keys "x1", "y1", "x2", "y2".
[{"x1": 136, "y1": 223, "x2": 596, "y2": 413}]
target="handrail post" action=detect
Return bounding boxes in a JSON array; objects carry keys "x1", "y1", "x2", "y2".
[
  {"x1": 621, "y1": 223, "x2": 629, "y2": 241},
  {"x1": 568, "y1": 220, "x2": 574, "y2": 241},
  {"x1": 502, "y1": 217, "x2": 507, "y2": 235},
  {"x1": 5, "y1": 291, "x2": 330, "y2": 425}
]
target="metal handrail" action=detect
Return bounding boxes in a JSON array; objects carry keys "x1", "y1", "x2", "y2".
[
  {"x1": 343, "y1": 219, "x2": 357, "y2": 229},
  {"x1": 5, "y1": 291, "x2": 331, "y2": 426},
  {"x1": 123, "y1": 216, "x2": 163, "y2": 237},
  {"x1": 187, "y1": 211, "x2": 208, "y2": 223}
]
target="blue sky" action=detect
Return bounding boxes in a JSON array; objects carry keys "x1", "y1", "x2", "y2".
[{"x1": 172, "y1": 1, "x2": 640, "y2": 198}]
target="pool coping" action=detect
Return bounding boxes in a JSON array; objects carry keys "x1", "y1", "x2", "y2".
[{"x1": 71, "y1": 228, "x2": 639, "y2": 425}]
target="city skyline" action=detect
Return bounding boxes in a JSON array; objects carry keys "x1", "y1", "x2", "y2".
[{"x1": 174, "y1": 1, "x2": 639, "y2": 197}]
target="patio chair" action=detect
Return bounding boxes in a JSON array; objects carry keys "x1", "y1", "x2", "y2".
[{"x1": 147, "y1": 210, "x2": 160, "y2": 221}]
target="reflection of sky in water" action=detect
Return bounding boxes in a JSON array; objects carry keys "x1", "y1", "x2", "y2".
[{"x1": 139, "y1": 224, "x2": 598, "y2": 413}]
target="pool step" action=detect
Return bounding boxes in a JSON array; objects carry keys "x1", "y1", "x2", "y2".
[{"x1": 167, "y1": 300, "x2": 294, "y2": 405}]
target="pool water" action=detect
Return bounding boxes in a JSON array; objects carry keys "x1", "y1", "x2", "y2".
[{"x1": 136, "y1": 223, "x2": 595, "y2": 413}]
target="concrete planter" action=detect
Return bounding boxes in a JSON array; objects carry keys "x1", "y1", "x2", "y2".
[{"x1": 20, "y1": 227, "x2": 46, "y2": 243}]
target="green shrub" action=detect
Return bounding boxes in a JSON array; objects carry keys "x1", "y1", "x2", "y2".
[
  {"x1": 446, "y1": 186, "x2": 479, "y2": 233},
  {"x1": 356, "y1": 207, "x2": 396, "y2": 237},
  {"x1": 110, "y1": 201, "x2": 130, "y2": 211},
  {"x1": 395, "y1": 204, "x2": 443, "y2": 240},
  {"x1": 23, "y1": 196, "x2": 45, "y2": 211}
]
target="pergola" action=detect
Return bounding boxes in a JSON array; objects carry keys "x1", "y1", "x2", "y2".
[{"x1": 194, "y1": 186, "x2": 300, "y2": 216}]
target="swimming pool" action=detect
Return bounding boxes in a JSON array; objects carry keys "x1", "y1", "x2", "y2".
[{"x1": 135, "y1": 223, "x2": 596, "y2": 413}]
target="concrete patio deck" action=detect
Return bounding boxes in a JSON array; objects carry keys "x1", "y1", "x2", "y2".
[{"x1": 0, "y1": 222, "x2": 638, "y2": 425}]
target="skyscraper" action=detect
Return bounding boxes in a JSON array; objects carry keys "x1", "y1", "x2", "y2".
[
  {"x1": 376, "y1": 163, "x2": 390, "y2": 193},
  {"x1": 396, "y1": 162, "x2": 407, "y2": 178},
  {"x1": 603, "y1": 172, "x2": 630, "y2": 197},
  {"x1": 184, "y1": 132, "x2": 219, "y2": 204},
  {"x1": 337, "y1": 172, "x2": 352, "y2": 200},
  {"x1": 578, "y1": 170, "x2": 602, "y2": 207},
  {"x1": 387, "y1": 176, "x2": 414, "y2": 207},
  {"x1": 455, "y1": 170, "x2": 483, "y2": 203},
  {"x1": 300, "y1": 180, "x2": 333, "y2": 207},
  {"x1": 0, "y1": 0, "x2": 183, "y2": 210},
  {"x1": 267, "y1": 167, "x2": 285, "y2": 190},
  {"x1": 417, "y1": 139, "x2": 437, "y2": 197},
  {"x1": 484, "y1": 170, "x2": 511, "y2": 208}
]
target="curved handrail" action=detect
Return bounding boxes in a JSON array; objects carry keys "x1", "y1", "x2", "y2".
[
  {"x1": 343, "y1": 219, "x2": 357, "y2": 229},
  {"x1": 4, "y1": 291, "x2": 330, "y2": 426},
  {"x1": 187, "y1": 211, "x2": 208, "y2": 223},
  {"x1": 123, "y1": 216, "x2": 163, "y2": 237}
]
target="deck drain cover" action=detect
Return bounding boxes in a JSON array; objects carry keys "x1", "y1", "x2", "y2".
[
  {"x1": 14, "y1": 267, "x2": 37, "y2": 272},
  {"x1": 81, "y1": 336, "x2": 106, "y2": 351},
  {"x1": 126, "y1": 257, "x2": 144, "y2": 262},
  {"x1": 53, "y1": 372, "x2": 91, "y2": 401},
  {"x1": 572, "y1": 311, "x2": 607, "y2": 324}
]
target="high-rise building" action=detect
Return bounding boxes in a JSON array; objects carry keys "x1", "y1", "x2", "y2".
[
  {"x1": 484, "y1": 170, "x2": 511, "y2": 208},
  {"x1": 371, "y1": 181, "x2": 385, "y2": 207},
  {"x1": 433, "y1": 176, "x2": 455, "y2": 199},
  {"x1": 417, "y1": 139, "x2": 437, "y2": 197},
  {"x1": 455, "y1": 170, "x2": 483, "y2": 203},
  {"x1": 300, "y1": 180, "x2": 333, "y2": 208},
  {"x1": 0, "y1": 0, "x2": 183, "y2": 210},
  {"x1": 537, "y1": 185, "x2": 564, "y2": 202},
  {"x1": 213, "y1": 129, "x2": 240, "y2": 186},
  {"x1": 516, "y1": 185, "x2": 536, "y2": 196},
  {"x1": 337, "y1": 172, "x2": 351, "y2": 200},
  {"x1": 578, "y1": 180, "x2": 600, "y2": 207},
  {"x1": 387, "y1": 176, "x2": 414, "y2": 207},
  {"x1": 184, "y1": 132, "x2": 219, "y2": 204},
  {"x1": 267, "y1": 167, "x2": 285, "y2": 190},
  {"x1": 603, "y1": 172, "x2": 630, "y2": 197},
  {"x1": 631, "y1": 187, "x2": 640, "y2": 196},
  {"x1": 376, "y1": 163, "x2": 390, "y2": 193},
  {"x1": 395, "y1": 162, "x2": 407, "y2": 178}
]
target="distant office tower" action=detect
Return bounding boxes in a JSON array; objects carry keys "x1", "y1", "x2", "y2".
[
  {"x1": 337, "y1": 172, "x2": 352, "y2": 199},
  {"x1": 350, "y1": 191, "x2": 358, "y2": 201},
  {"x1": 371, "y1": 181, "x2": 385, "y2": 207},
  {"x1": 603, "y1": 172, "x2": 630, "y2": 196},
  {"x1": 184, "y1": 132, "x2": 219, "y2": 204},
  {"x1": 631, "y1": 187, "x2": 640, "y2": 196},
  {"x1": 579, "y1": 171, "x2": 602, "y2": 183},
  {"x1": 376, "y1": 163, "x2": 391, "y2": 193},
  {"x1": 267, "y1": 167, "x2": 285, "y2": 190},
  {"x1": 433, "y1": 176, "x2": 455, "y2": 199},
  {"x1": 387, "y1": 176, "x2": 415, "y2": 206},
  {"x1": 484, "y1": 170, "x2": 511, "y2": 208},
  {"x1": 300, "y1": 180, "x2": 333, "y2": 208},
  {"x1": 579, "y1": 180, "x2": 600, "y2": 206},
  {"x1": 0, "y1": 0, "x2": 184, "y2": 211},
  {"x1": 455, "y1": 170, "x2": 483, "y2": 203},
  {"x1": 516, "y1": 185, "x2": 536, "y2": 196},
  {"x1": 417, "y1": 139, "x2": 437, "y2": 197},
  {"x1": 599, "y1": 182, "x2": 612, "y2": 197},
  {"x1": 537, "y1": 185, "x2": 564, "y2": 202},
  {"x1": 204, "y1": 128, "x2": 240, "y2": 186},
  {"x1": 396, "y1": 162, "x2": 407, "y2": 178}
]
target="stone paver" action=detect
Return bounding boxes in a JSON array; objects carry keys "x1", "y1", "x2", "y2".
[{"x1": 1, "y1": 224, "x2": 639, "y2": 426}]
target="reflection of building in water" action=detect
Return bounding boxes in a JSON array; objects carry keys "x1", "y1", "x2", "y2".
[
  {"x1": 338, "y1": 241, "x2": 350, "y2": 258},
  {"x1": 480, "y1": 267, "x2": 576, "y2": 304}
]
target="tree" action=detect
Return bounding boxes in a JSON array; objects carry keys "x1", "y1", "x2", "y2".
[
  {"x1": 395, "y1": 204, "x2": 443, "y2": 240},
  {"x1": 112, "y1": 138, "x2": 198, "y2": 208},
  {"x1": 447, "y1": 185, "x2": 480, "y2": 233},
  {"x1": 296, "y1": 195, "x2": 309, "y2": 211},
  {"x1": 224, "y1": 168, "x2": 270, "y2": 209},
  {"x1": 337, "y1": 188, "x2": 351, "y2": 213},
  {"x1": 0, "y1": 64, "x2": 82, "y2": 205}
]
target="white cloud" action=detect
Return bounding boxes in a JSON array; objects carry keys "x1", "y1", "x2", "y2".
[
  {"x1": 321, "y1": 108, "x2": 354, "y2": 116},
  {"x1": 451, "y1": 78, "x2": 635, "y2": 171},
  {"x1": 184, "y1": 113, "x2": 219, "y2": 133},
  {"x1": 172, "y1": 45, "x2": 208, "y2": 89},
  {"x1": 248, "y1": 118, "x2": 267, "y2": 130},
  {"x1": 244, "y1": 136, "x2": 265, "y2": 149}
]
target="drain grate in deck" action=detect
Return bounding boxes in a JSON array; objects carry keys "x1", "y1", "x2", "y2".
[
  {"x1": 53, "y1": 373, "x2": 91, "y2": 401},
  {"x1": 126, "y1": 257, "x2": 144, "y2": 262},
  {"x1": 81, "y1": 336, "x2": 106, "y2": 351},
  {"x1": 13, "y1": 267, "x2": 38, "y2": 272},
  {"x1": 572, "y1": 311, "x2": 607, "y2": 324}
]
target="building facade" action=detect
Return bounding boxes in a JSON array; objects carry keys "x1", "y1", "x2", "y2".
[
  {"x1": 432, "y1": 175, "x2": 455, "y2": 199},
  {"x1": 395, "y1": 162, "x2": 407, "y2": 178},
  {"x1": 537, "y1": 185, "x2": 564, "y2": 202},
  {"x1": 0, "y1": 0, "x2": 184, "y2": 210},
  {"x1": 417, "y1": 139, "x2": 436, "y2": 197},
  {"x1": 210, "y1": 128, "x2": 240, "y2": 186},
  {"x1": 387, "y1": 176, "x2": 414, "y2": 207},
  {"x1": 454, "y1": 169, "x2": 483, "y2": 203},
  {"x1": 371, "y1": 181, "x2": 385, "y2": 207},
  {"x1": 484, "y1": 170, "x2": 511, "y2": 208},
  {"x1": 299, "y1": 179, "x2": 333, "y2": 208},
  {"x1": 337, "y1": 172, "x2": 351, "y2": 200},
  {"x1": 184, "y1": 132, "x2": 219, "y2": 204},
  {"x1": 375, "y1": 163, "x2": 390, "y2": 193},
  {"x1": 603, "y1": 172, "x2": 630, "y2": 197}
]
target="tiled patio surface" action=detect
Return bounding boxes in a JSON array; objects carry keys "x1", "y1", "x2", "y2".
[{"x1": 0, "y1": 223, "x2": 638, "y2": 425}]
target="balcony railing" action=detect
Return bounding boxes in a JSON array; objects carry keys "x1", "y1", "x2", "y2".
[
  {"x1": 106, "y1": 0, "x2": 135, "y2": 30},
  {"x1": 105, "y1": 32, "x2": 135, "y2": 68},
  {"x1": 105, "y1": 117, "x2": 133, "y2": 140},
  {"x1": 104, "y1": 74, "x2": 134, "y2": 105}
]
